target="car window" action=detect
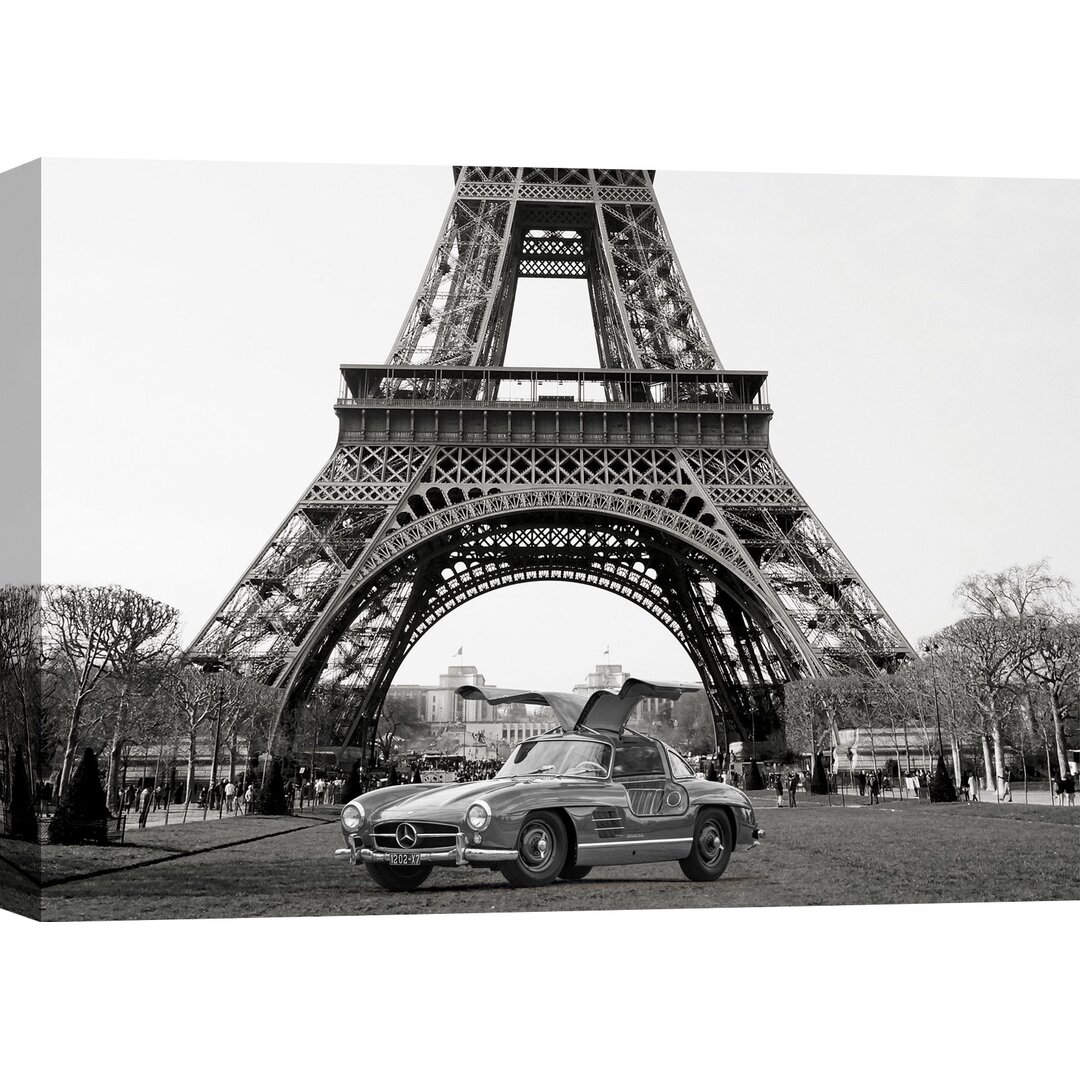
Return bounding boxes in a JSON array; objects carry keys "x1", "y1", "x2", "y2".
[
  {"x1": 612, "y1": 743, "x2": 665, "y2": 778},
  {"x1": 665, "y1": 747, "x2": 694, "y2": 780},
  {"x1": 497, "y1": 739, "x2": 611, "y2": 778}
]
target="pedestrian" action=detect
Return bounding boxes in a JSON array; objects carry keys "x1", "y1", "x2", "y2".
[
  {"x1": 787, "y1": 772, "x2": 797, "y2": 808},
  {"x1": 244, "y1": 784, "x2": 254, "y2": 814},
  {"x1": 868, "y1": 772, "x2": 879, "y2": 805},
  {"x1": 968, "y1": 772, "x2": 978, "y2": 803},
  {"x1": 1064, "y1": 773, "x2": 1076, "y2": 807},
  {"x1": 411, "y1": 763, "x2": 422, "y2": 784},
  {"x1": 225, "y1": 779, "x2": 236, "y2": 812},
  {"x1": 774, "y1": 772, "x2": 783, "y2": 808},
  {"x1": 706, "y1": 762, "x2": 718, "y2": 782},
  {"x1": 137, "y1": 783, "x2": 152, "y2": 828}
]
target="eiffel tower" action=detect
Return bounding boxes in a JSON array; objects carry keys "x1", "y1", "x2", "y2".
[{"x1": 187, "y1": 165, "x2": 913, "y2": 753}]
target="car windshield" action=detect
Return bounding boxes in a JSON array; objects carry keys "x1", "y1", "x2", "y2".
[{"x1": 497, "y1": 739, "x2": 612, "y2": 779}]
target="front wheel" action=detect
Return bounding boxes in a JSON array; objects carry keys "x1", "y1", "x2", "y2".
[
  {"x1": 679, "y1": 808, "x2": 733, "y2": 882},
  {"x1": 364, "y1": 862, "x2": 432, "y2": 892},
  {"x1": 500, "y1": 811, "x2": 567, "y2": 888}
]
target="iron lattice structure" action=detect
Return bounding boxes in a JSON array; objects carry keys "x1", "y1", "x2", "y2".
[{"x1": 188, "y1": 166, "x2": 913, "y2": 750}]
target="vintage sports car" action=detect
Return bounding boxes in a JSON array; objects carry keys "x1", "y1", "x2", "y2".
[{"x1": 335, "y1": 678, "x2": 763, "y2": 892}]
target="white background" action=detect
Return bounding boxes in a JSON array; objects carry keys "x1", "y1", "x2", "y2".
[{"x1": 3, "y1": 2, "x2": 1079, "y2": 1075}]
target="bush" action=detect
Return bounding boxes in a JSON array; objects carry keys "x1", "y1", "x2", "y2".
[
  {"x1": 9, "y1": 746, "x2": 37, "y2": 842},
  {"x1": 48, "y1": 747, "x2": 110, "y2": 844},
  {"x1": 341, "y1": 761, "x2": 362, "y2": 802},
  {"x1": 256, "y1": 758, "x2": 290, "y2": 815},
  {"x1": 810, "y1": 752, "x2": 830, "y2": 795},
  {"x1": 744, "y1": 758, "x2": 765, "y2": 790},
  {"x1": 929, "y1": 754, "x2": 957, "y2": 803}
]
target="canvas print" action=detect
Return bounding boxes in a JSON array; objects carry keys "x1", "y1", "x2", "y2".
[{"x1": 1, "y1": 160, "x2": 1077, "y2": 922}]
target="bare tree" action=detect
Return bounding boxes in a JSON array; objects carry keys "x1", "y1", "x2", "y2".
[
  {"x1": 221, "y1": 675, "x2": 281, "y2": 787},
  {"x1": 0, "y1": 586, "x2": 43, "y2": 801},
  {"x1": 670, "y1": 691, "x2": 717, "y2": 757},
  {"x1": 98, "y1": 600, "x2": 179, "y2": 812},
  {"x1": 955, "y1": 559, "x2": 1070, "y2": 623},
  {"x1": 939, "y1": 616, "x2": 1027, "y2": 800},
  {"x1": 43, "y1": 585, "x2": 178, "y2": 800},
  {"x1": 377, "y1": 695, "x2": 425, "y2": 763},
  {"x1": 1023, "y1": 616, "x2": 1079, "y2": 782},
  {"x1": 782, "y1": 677, "x2": 851, "y2": 772},
  {"x1": 954, "y1": 561, "x2": 1074, "y2": 791},
  {"x1": 163, "y1": 663, "x2": 222, "y2": 818}
]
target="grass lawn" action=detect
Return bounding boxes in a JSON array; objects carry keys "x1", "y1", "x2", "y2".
[
  {"x1": 10, "y1": 796, "x2": 1076, "y2": 922},
  {"x1": 744, "y1": 795, "x2": 1078, "y2": 906}
]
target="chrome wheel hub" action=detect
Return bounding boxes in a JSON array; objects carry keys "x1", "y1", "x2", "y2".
[
  {"x1": 520, "y1": 823, "x2": 555, "y2": 871},
  {"x1": 699, "y1": 823, "x2": 724, "y2": 865}
]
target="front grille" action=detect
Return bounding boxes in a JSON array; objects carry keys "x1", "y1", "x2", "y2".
[{"x1": 372, "y1": 821, "x2": 461, "y2": 851}]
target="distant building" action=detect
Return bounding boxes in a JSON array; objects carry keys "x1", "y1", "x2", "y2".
[
  {"x1": 387, "y1": 664, "x2": 500, "y2": 760},
  {"x1": 429, "y1": 664, "x2": 496, "y2": 729}
]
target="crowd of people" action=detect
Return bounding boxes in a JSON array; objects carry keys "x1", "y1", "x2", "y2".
[
  {"x1": 768, "y1": 771, "x2": 804, "y2": 807},
  {"x1": 1051, "y1": 773, "x2": 1076, "y2": 806},
  {"x1": 118, "y1": 777, "x2": 259, "y2": 827},
  {"x1": 454, "y1": 760, "x2": 501, "y2": 783},
  {"x1": 38, "y1": 751, "x2": 1075, "y2": 833}
]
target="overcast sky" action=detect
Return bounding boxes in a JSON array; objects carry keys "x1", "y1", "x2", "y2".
[{"x1": 40, "y1": 160, "x2": 1080, "y2": 690}]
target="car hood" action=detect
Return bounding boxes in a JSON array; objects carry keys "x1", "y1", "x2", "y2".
[{"x1": 371, "y1": 777, "x2": 579, "y2": 821}]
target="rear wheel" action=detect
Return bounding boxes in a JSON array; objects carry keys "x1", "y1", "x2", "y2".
[
  {"x1": 364, "y1": 862, "x2": 432, "y2": 892},
  {"x1": 679, "y1": 808, "x2": 733, "y2": 882},
  {"x1": 500, "y1": 811, "x2": 566, "y2": 888},
  {"x1": 557, "y1": 863, "x2": 593, "y2": 882}
]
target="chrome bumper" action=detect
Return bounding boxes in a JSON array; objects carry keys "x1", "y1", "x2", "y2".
[
  {"x1": 334, "y1": 832, "x2": 518, "y2": 867},
  {"x1": 735, "y1": 824, "x2": 764, "y2": 851}
]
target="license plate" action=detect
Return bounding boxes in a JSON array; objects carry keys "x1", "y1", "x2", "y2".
[{"x1": 388, "y1": 852, "x2": 421, "y2": 866}]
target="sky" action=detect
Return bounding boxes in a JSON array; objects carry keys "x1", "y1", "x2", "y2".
[{"x1": 40, "y1": 161, "x2": 1080, "y2": 691}]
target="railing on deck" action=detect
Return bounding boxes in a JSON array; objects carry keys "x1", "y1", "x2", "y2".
[{"x1": 335, "y1": 364, "x2": 770, "y2": 412}]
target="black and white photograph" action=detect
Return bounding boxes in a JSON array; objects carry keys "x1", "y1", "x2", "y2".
[
  {"x1": 1, "y1": 3, "x2": 1078, "y2": 1075},
  {"x1": 4, "y1": 156, "x2": 1078, "y2": 920}
]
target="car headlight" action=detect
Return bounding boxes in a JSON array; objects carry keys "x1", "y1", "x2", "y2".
[
  {"x1": 465, "y1": 800, "x2": 491, "y2": 832},
  {"x1": 342, "y1": 803, "x2": 364, "y2": 832}
]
